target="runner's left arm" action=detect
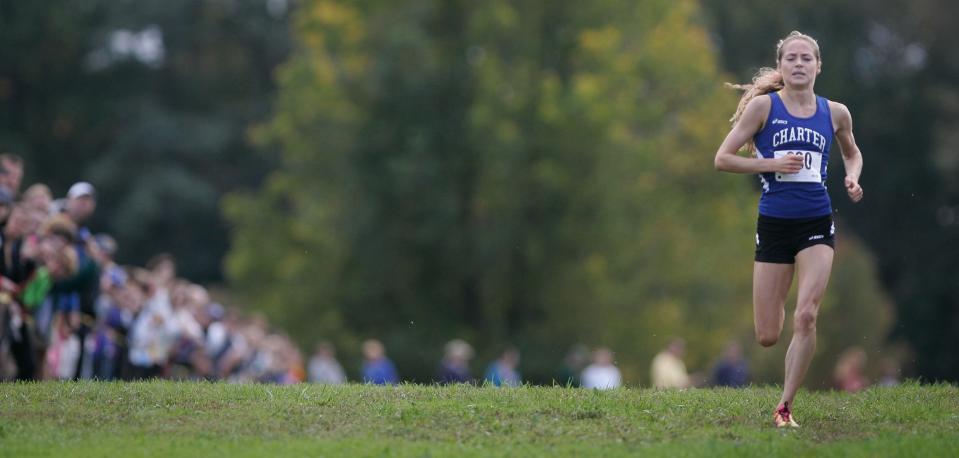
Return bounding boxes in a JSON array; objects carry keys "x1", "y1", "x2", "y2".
[{"x1": 833, "y1": 102, "x2": 864, "y2": 203}]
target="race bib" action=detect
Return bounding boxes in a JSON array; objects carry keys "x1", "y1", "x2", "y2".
[{"x1": 774, "y1": 150, "x2": 822, "y2": 183}]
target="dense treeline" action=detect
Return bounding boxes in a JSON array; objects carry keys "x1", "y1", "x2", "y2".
[{"x1": 224, "y1": 0, "x2": 893, "y2": 384}]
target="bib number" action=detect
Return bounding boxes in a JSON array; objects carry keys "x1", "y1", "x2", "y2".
[{"x1": 775, "y1": 150, "x2": 822, "y2": 183}]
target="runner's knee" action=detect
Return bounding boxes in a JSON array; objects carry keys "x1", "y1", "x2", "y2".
[
  {"x1": 756, "y1": 330, "x2": 779, "y2": 347},
  {"x1": 794, "y1": 309, "x2": 818, "y2": 335}
]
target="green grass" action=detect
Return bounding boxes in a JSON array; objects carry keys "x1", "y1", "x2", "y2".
[{"x1": 1, "y1": 382, "x2": 957, "y2": 457}]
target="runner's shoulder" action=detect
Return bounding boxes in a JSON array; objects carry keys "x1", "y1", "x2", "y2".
[
  {"x1": 827, "y1": 100, "x2": 852, "y2": 128},
  {"x1": 746, "y1": 94, "x2": 773, "y2": 112},
  {"x1": 742, "y1": 95, "x2": 773, "y2": 127},
  {"x1": 827, "y1": 100, "x2": 851, "y2": 118}
]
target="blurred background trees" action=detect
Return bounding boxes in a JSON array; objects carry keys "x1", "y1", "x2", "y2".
[
  {"x1": 2, "y1": 0, "x2": 955, "y2": 383},
  {"x1": 0, "y1": 0, "x2": 291, "y2": 282}
]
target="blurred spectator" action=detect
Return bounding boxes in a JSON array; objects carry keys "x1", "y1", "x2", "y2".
[
  {"x1": 63, "y1": 182, "x2": 99, "y2": 258},
  {"x1": 93, "y1": 234, "x2": 125, "y2": 298},
  {"x1": 834, "y1": 347, "x2": 868, "y2": 393},
  {"x1": 2, "y1": 205, "x2": 43, "y2": 282},
  {"x1": 146, "y1": 253, "x2": 176, "y2": 292},
  {"x1": 485, "y1": 347, "x2": 521, "y2": 387},
  {"x1": 651, "y1": 338, "x2": 691, "y2": 389},
  {"x1": 0, "y1": 204, "x2": 43, "y2": 379},
  {"x1": 90, "y1": 234, "x2": 125, "y2": 380},
  {"x1": 44, "y1": 315, "x2": 81, "y2": 380},
  {"x1": 361, "y1": 339, "x2": 399, "y2": 385},
  {"x1": 581, "y1": 347, "x2": 622, "y2": 390},
  {"x1": 167, "y1": 283, "x2": 209, "y2": 380},
  {"x1": 0, "y1": 153, "x2": 23, "y2": 195},
  {"x1": 64, "y1": 182, "x2": 96, "y2": 224},
  {"x1": 877, "y1": 357, "x2": 901, "y2": 387},
  {"x1": 201, "y1": 303, "x2": 230, "y2": 372},
  {"x1": 41, "y1": 241, "x2": 81, "y2": 379},
  {"x1": 25, "y1": 218, "x2": 74, "y2": 345},
  {"x1": 95, "y1": 234, "x2": 117, "y2": 258},
  {"x1": 436, "y1": 338, "x2": 473, "y2": 384},
  {"x1": 308, "y1": 341, "x2": 347, "y2": 384},
  {"x1": 307, "y1": 342, "x2": 346, "y2": 385},
  {"x1": 712, "y1": 341, "x2": 749, "y2": 388},
  {"x1": 285, "y1": 338, "x2": 307, "y2": 384},
  {"x1": 222, "y1": 314, "x2": 269, "y2": 382},
  {"x1": 48, "y1": 184, "x2": 102, "y2": 379},
  {"x1": 558, "y1": 344, "x2": 590, "y2": 387},
  {"x1": 93, "y1": 278, "x2": 138, "y2": 380},
  {"x1": 23, "y1": 184, "x2": 54, "y2": 215},
  {"x1": 255, "y1": 333, "x2": 295, "y2": 384},
  {"x1": 271, "y1": 335, "x2": 305, "y2": 384},
  {"x1": 127, "y1": 268, "x2": 178, "y2": 379},
  {"x1": 0, "y1": 187, "x2": 14, "y2": 226},
  {"x1": 212, "y1": 309, "x2": 247, "y2": 379}
]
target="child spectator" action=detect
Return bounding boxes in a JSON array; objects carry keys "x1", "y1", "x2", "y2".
[{"x1": 361, "y1": 339, "x2": 399, "y2": 385}]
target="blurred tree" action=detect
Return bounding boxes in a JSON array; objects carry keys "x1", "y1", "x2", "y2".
[
  {"x1": 0, "y1": 0, "x2": 291, "y2": 281},
  {"x1": 226, "y1": 0, "x2": 893, "y2": 384},
  {"x1": 701, "y1": 0, "x2": 959, "y2": 381}
]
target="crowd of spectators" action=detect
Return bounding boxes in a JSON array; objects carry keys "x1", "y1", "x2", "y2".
[{"x1": 0, "y1": 154, "x2": 305, "y2": 383}]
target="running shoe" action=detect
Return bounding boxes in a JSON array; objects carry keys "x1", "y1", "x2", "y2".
[{"x1": 773, "y1": 402, "x2": 800, "y2": 428}]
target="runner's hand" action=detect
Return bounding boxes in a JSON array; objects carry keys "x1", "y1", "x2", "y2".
[
  {"x1": 845, "y1": 176, "x2": 863, "y2": 202},
  {"x1": 772, "y1": 154, "x2": 804, "y2": 174}
]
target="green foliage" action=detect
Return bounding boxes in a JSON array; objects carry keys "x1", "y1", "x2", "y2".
[
  {"x1": 226, "y1": 0, "x2": 896, "y2": 384},
  {"x1": 227, "y1": 0, "x2": 739, "y2": 381},
  {"x1": 1, "y1": 382, "x2": 958, "y2": 457},
  {"x1": 0, "y1": 0, "x2": 290, "y2": 281}
]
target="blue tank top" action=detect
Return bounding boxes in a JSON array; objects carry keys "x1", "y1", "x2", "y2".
[{"x1": 753, "y1": 92, "x2": 833, "y2": 218}]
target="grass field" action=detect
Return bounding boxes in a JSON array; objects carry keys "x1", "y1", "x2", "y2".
[{"x1": 1, "y1": 382, "x2": 957, "y2": 457}]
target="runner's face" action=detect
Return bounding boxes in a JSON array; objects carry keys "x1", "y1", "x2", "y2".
[{"x1": 778, "y1": 39, "x2": 820, "y2": 89}]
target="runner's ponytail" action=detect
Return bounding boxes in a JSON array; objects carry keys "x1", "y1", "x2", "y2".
[{"x1": 726, "y1": 68, "x2": 784, "y2": 153}]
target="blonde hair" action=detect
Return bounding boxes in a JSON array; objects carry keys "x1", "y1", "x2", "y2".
[
  {"x1": 726, "y1": 31, "x2": 822, "y2": 152},
  {"x1": 24, "y1": 183, "x2": 52, "y2": 200},
  {"x1": 40, "y1": 214, "x2": 78, "y2": 242}
]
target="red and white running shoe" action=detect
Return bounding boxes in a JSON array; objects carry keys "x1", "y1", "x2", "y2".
[{"x1": 773, "y1": 402, "x2": 800, "y2": 428}]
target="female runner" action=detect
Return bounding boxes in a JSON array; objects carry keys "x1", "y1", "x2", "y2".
[{"x1": 713, "y1": 31, "x2": 865, "y2": 427}]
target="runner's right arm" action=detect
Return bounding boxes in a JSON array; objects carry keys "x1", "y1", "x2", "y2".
[{"x1": 714, "y1": 96, "x2": 803, "y2": 174}]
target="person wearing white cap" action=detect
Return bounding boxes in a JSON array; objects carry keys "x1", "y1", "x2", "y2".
[
  {"x1": 60, "y1": 181, "x2": 101, "y2": 379},
  {"x1": 64, "y1": 182, "x2": 96, "y2": 228}
]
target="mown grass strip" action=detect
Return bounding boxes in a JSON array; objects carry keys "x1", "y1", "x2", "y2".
[{"x1": 1, "y1": 382, "x2": 956, "y2": 457}]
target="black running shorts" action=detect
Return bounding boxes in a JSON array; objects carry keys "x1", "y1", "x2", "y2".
[{"x1": 755, "y1": 214, "x2": 835, "y2": 264}]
